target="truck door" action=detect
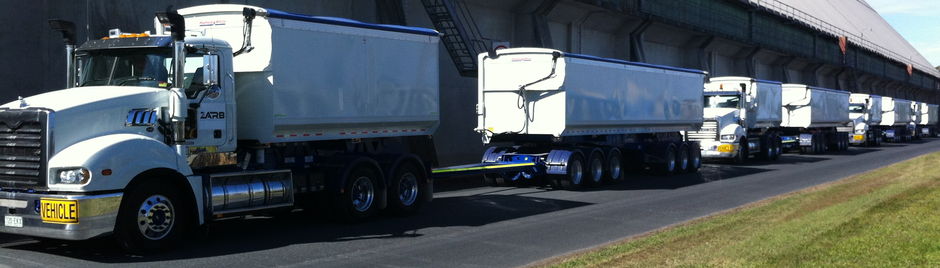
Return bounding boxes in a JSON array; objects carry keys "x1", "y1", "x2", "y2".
[{"x1": 183, "y1": 54, "x2": 231, "y2": 154}]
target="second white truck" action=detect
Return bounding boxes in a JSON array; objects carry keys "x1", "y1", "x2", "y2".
[
  {"x1": 848, "y1": 93, "x2": 884, "y2": 146},
  {"x1": 688, "y1": 77, "x2": 783, "y2": 163},
  {"x1": 433, "y1": 48, "x2": 705, "y2": 189}
]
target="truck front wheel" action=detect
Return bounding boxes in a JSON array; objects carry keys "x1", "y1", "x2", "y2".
[{"x1": 115, "y1": 179, "x2": 189, "y2": 254}]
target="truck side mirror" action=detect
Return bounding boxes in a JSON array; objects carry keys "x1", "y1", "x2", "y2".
[{"x1": 203, "y1": 54, "x2": 219, "y2": 86}]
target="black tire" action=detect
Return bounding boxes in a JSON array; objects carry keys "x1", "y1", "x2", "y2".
[
  {"x1": 560, "y1": 153, "x2": 585, "y2": 190},
  {"x1": 115, "y1": 179, "x2": 190, "y2": 254},
  {"x1": 676, "y1": 145, "x2": 689, "y2": 174},
  {"x1": 605, "y1": 150, "x2": 625, "y2": 184},
  {"x1": 771, "y1": 136, "x2": 782, "y2": 160},
  {"x1": 812, "y1": 134, "x2": 823, "y2": 154},
  {"x1": 687, "y1": 143, "x2": 702, "y2": 173},
  {"x1": 386, "y1": 162, "x2": 423, "y2": 216},
  {"x1": 334, "y1": 166, "x2": 379, "y2": 223},
  {"x1": 732, "y1": 139, "x2": 747, "y2": 165},
  {"x1": 658, "y1": 145, "x2": 678, "y2": 175},
  {"x1": 483, "y1": 173, "x2": 498, "y2": 187},
  {"x1": 584, "y1": 151, "x2": 605, "y2": 187},
  {"x1": 757, "y1": 136, "x2": 772, "y2": 161},
  {"x1": 495, "y1": 172, "x2": 517, "y2": 187}
]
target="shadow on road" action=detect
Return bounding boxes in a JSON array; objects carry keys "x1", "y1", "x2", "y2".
[{"x1": 3, "y1": 192, "x2": 591, "y2": 263}]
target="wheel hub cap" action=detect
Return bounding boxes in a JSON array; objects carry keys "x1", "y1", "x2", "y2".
[{"x1": 137, "y1": 195, "x2": 174, "y2": 240}]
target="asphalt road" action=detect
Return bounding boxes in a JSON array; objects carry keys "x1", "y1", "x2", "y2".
[{"x1": 2, "y1": 139, "x2": 939, "y2": 267}]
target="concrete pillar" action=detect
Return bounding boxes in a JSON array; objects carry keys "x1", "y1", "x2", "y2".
[{"x1": 629, "y1": 20, "x2": 652, "y2": 63}]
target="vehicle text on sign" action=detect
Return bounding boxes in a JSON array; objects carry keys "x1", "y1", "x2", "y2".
[{"x1": 40, "y1": 199, "x2": 79, "y2": 224}]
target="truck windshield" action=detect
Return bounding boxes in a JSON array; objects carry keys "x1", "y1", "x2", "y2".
[
  {"x1": 849, "y1": 104, "x2": 865, "y2": 113},
  {"x1": 79, "y1": 49, "x2": 173, "y2": 88},
  {"x1": 78, "y1": 49, "x2": 204, "y2": 91},
  {"x1": 704, "y1": 95, "x2": 740, "y2": 108}
]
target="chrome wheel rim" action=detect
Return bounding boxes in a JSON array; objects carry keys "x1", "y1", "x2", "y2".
[
  {"x1": 137, "y1": 195, "x2": 174, "y2": 240},
  {"x1": 679, "y1": 150, "x2": 688, "y2": 169},
  {"x1": 569, "y1": 159, "x2": 583, "y2": 185},
  {"x1": 398, "y1": 173, "x2": 418, "y2": 206},
  {"x1": 590, "y1": 157, "x2": 603, "y2": 182},
  {"x1": 351, "y1": 176, "x2": 375, "y2": 212},
  {"x1": 609, "y1": 156, "x2": 622, "y2": 180}
]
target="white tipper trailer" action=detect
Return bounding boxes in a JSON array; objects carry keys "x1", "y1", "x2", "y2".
[
  {"x1": 433, "y1": 48, "x2": 705, "y2": 190},
  {"x1": 779, "y1": 84, "x2": 851, "y2": 154},
  {"x1": 688, "y1": 77, "x2": 783, "y2": 163},
  {"x1": 879, "y1": 97, "x2": 913, "y2": 142},
  {"x1": 847, "y1": 93, "x2": 884, "y2": 146},
  {"x1": 914, "y1": 102, "x2": 939, "y2": 138},
  {"x1": 0, "y1": 5, "x2": 440, "y2": 253}
]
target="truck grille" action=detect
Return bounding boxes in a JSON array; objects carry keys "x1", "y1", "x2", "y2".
[
  {"x1": 0, "y1": 108, "x2": 51, "y2": 189},
  {"x1": 686, "y1": 120, "x2": 718, "y2": 142}
]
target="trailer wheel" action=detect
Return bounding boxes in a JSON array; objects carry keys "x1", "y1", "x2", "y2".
[
  {"x1": 657, "y1": 145, "x2": 678, "y2": 175},
  {"x1": 483, "y1": 173, "x2": 498, "y2": 186},
  {"x1": 115, "y1": 179, "x2": 189, "y2": 254},
  {"x1": 758, "y1": 136, "x2": 772, "y2": 161},
  {"x1": 495, "y1": 173, "x2": 517, "y2": 187},
  {"x1": 816, "y1": 134, "x2": 826, "y2": 154},
  {"x1": 676, "y1": 144, "x2": 689, "y2": 174},
  {"x1": 335, "y1": 166, "x2": 378, "y2": 222},
  {"x1": 687, "y1": 143, "x2": 701, "y2": 173},
  {"x1": 605, "y1": 150, "x2": 625, "y2": 184},
  {"x1": 386, "y1": 162, "x2": 423, "y2": 216},
  {"x1": 559, "y1": 153, "x2": 585, "y2": 190},
  {"x1": 584, "y1": 151, "x2": 605, "y2": 187},
  {"x1": 810, "y1": 134, "x2": 818, "y2": 154},
  {"x1": 771, "y1": 136, "x2": 782, "y2": 160}
]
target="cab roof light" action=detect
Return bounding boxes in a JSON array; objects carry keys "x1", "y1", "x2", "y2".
[{"x1": 103, "y1": 29, "x2": 151, "y2": 39}]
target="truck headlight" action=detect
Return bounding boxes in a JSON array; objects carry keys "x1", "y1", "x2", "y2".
[
  {"x1": 720, "y1": 134, "x2": 736, "y2": 141},
  {"x1": 855, "y1": 129, "x2": 866, "y2": 134},
  {"x1": 57, "y1": 168, "x2": 91, "y2": 184}
]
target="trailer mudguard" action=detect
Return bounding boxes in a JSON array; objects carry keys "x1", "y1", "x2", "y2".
[{"x1": 545, "y1": 149, "x2": 576, "y2": 175}]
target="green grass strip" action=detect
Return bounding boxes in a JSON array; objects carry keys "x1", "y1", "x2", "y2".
[{"x1": 536, "y1": 151, "x2": 940, "y2": 268}]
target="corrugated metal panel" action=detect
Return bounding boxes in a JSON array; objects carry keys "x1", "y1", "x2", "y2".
[{"x1": 748, "y1": 0, "x2": 939, "y2": 78}]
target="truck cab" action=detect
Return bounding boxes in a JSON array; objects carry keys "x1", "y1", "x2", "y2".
[{"x1": 848, "y1": 93, "x2": 882, "y2": 146}]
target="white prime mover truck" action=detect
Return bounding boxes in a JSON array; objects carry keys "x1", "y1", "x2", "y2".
[
  {"x1": 688, "y1": 77, "x2": 783, "y2": 163},
  {"x1": 433, "y1": 48, "x2": 705, "y2": 189},
  {"x1": 879, "y1": 97, "x2": 913, "y2": 142},
  {"x1": 848, "y1": 93, "x2": 884, "y2": 146},
  {"x1": 779, "y1": 84, "x2": 850, "y2": 154},
  {"x1": 0, "y1": 5, "x2": 441, "y2": 253}
]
